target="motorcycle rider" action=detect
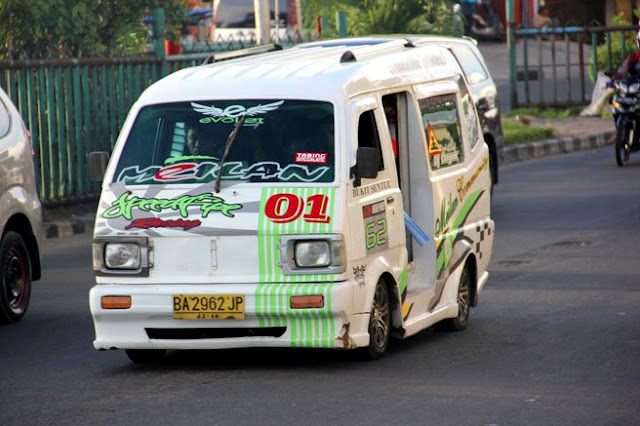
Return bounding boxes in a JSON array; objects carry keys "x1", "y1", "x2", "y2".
[{"x1": 613, "y1": 29, "x2": 640, "y2": 80}]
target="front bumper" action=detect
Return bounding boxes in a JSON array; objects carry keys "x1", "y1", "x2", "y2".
[{"x1": 89, "y1": 281, "x2": 369, "y2": 351}]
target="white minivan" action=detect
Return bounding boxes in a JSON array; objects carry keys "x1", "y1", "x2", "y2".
[
  {"x1": 89, "y1": 38, "x2": 494, "y2": 362},
  {"x1": 0, "y1": 86, "x2": 43, "y2": 323}
]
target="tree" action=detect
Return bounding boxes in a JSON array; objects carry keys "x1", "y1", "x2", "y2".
[
  {"x1": 0, "y1": 0, "x2": 188, "y2": 59},
  {"x1": 300, "y1": 0, "x2": 460, "y2": 38}
]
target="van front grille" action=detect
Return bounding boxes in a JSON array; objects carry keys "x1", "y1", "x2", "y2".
[{"x1": 146, "y1": 327, "x2": 286, "y2": 340}]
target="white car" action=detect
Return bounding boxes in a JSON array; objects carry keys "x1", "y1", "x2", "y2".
[{"x1": 0, "y1": 86, "x2": 43, "y2": 323}]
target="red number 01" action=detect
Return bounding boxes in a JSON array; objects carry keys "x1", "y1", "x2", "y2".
[{"x1": 265, "y1": 193, "x2": 331, "y2": 224}]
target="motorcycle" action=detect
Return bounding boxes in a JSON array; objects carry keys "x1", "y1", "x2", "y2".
[
  {"x1": 606, "y1": 75, "x2": 640, "y2": 166},
  {"x1": 453, "y1": 0, "x2": 505, "y2": 41}
]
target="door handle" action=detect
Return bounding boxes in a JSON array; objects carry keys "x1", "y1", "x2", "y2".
[{"x1": 386, "y1": 196, "x2": 394, "y2": 204}]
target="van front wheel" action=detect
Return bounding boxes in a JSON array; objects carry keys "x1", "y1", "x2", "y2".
[{"x1": 364, "y1": 278, "x2": 391, "y2": 360}]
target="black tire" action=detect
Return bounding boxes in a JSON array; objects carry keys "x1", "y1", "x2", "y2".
[
  {"x1": 615, "y1": 121, "x2": 631, "y2": 167},
  {"x1": 125, "y1": 349, "x2": 167, "y2": 363},
  {"x1": 0, "y1": 231, "x2": 32, "y2": 323},
  {"x1": 439, "y1": 266, "x2": 471, "y2": 332},
  {"x1": 363, "y1": 278, "x2": 391, "y2": 360}
]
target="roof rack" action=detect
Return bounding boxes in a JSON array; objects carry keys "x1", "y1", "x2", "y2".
[
  {"x1": 202, "y1": 44, "x2": 283, "y2": 65},
  {"x1": 338, "y1": 38, "x2": 417, "y2": 64}
]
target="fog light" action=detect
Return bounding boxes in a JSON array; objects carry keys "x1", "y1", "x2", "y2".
[
  {"x1": 290, "y1": 295, "x2": 324, "y2": 309},
  {"x1": 101, "y1": 296, "x2": 132, "y2": 309}
]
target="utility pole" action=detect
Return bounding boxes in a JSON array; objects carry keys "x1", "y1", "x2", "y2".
[{"x1": 254, "y1": 0, "x2": 270, "y2": 45}]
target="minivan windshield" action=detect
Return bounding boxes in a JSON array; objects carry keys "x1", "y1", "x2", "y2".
[{"x1": 113, "y1": 99, "x2": 335, "y2": 185}]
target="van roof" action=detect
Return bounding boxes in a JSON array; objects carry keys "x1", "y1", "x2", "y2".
[{"x1": 139, "y1": 37, "x2": 464, "y2": 105}]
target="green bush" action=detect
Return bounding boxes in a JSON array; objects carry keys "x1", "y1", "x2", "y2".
[
  {"x1": 589, "y1": 12, "x2": 638, "y2": 82},
  {"x1": 502, "y1": 118, "x2": 555, "y2": 145}
]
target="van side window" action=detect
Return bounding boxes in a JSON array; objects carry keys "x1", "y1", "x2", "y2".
[
  {"x1": 357, "y1": 109, "x2": 384, "y2": 171},
  {"x1": 419, "y1": 94, "x2": 464, "y2": 171},
  {"x1": 449, "y1": 45, "x2": 488, "y2": 84},
  {"x1": 457, "y1": 78, "x2": 480, "y2": 150},
  {"x1": 0, "y1": 100, "x2": 10, "y2": 138}
]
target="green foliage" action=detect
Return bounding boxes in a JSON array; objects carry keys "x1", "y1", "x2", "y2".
[
  {"x1": 0, "y1": 0, "x2": 188, "y2": 59},
  {"x1": 589, "y1": 12, "x2": 638, "y2": 82},
  {"x1": 502, "y1": 118, "x2": 555, "y2": 145},
  {"x1": 301, "y1": 0, "x2": 461, "y2": 38}
]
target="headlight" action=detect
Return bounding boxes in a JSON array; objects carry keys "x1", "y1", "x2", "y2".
[
  {"x1": 279, "y1": 234, "x2": 345, "y2": 275},
  {"x1": 105, "y1": 243, "x2": 141, "y2": 269},
  {"x1": 295, "y1": 241, "x2": 331, "y2": 268},
  {"x1": 93, "y1": 237, "x2": 151, "y2": 277}
]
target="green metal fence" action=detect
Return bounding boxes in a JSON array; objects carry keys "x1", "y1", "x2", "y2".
[
  {"x1": 508, "y1": 24, "x2": 639, "y2": 108},
  {"x1": 0, "y1": 50, "x2": 266, "y2": 204}
]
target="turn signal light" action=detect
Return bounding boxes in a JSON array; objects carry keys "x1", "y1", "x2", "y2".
[
  {"x1": 101, "y1": 295, "x2": 132, "y2": 309},
  {"x1": 290, "y1": 295, "x2": 324, "y2": 309}
]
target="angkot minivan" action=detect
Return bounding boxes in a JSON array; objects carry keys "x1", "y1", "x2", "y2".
[{"x1": 89, "y1": 38, "x2": 494, "y2": 362}]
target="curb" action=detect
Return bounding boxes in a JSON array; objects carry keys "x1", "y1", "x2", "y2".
[
  {"x1": 42, "y1": 130, "x2": 616, "y2": 239},
  {"x1": 44, "y1": 217, "x2": 95, "y2": 240},
  {"x1": 503, "y1": 131, "x2": 615, "y2": 164}
]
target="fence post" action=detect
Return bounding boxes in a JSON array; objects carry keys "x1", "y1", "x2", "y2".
[
  {"x1": 152, "y1": 7, "x2": 168, "y2": 76},
  {"x1": 336, "y1": 11, "x2": 347, "y2": 38},
  {"x1": 506, "y1": 0, "x2": 517, "y2": 109}
]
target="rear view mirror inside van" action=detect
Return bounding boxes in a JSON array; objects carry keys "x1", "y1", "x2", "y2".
[
  {"x1": 89, "y1": 151, "x2": 110, "y2": 183},
  {"x1": 355, "y1": 146, "x2": 380, "y2": 181}
]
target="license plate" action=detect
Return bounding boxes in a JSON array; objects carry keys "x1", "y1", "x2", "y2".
[{"x1": 172, "y1": 294, "x2": 245, "y2": 320}]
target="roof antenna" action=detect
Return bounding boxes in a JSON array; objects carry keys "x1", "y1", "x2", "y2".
[
  {"x1": 404, "y1": 38, "x2": 416, "y2": 48},
  {"x1": 340, "y1": 50, "x2": 357, "y2": 63}
]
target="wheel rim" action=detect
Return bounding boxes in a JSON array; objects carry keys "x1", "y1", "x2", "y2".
[
  {"x1": 371, "y1": 283, "x2": 390, "y2": 349},
  {"x1": 457, "y1": 270, "x2": 470, "y2": 322},
  {"x1": 3, "y1": 247, "x2": 27, "y2": 311}
]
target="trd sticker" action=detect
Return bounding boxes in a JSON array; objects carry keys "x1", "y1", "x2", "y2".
[
  {"x1": 125, "y1": 217, "x2": 202, "y2": 231},
  {"x1": 102, "y1": 192, "x2": 243, "y2": 220},
  {"x1": 362, "y1": 201, "x2": 388, "y2": 253},
  {"x1": 295, "y1": 152, "x2": 328, "y2": 164}
]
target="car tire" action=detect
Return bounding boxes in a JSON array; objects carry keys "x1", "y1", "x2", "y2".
[
  {"x1": 0, "y1": 231, "x2": 32, "y2": 323},
  {"x1": 439, "y1": 265, "x2": 471, "y2": 332},
  {"x1": 362, "y1": 278, "x2": 391, "y2": 360},
  {"x1": 125, "y1": 349, "x2": 167, "y2": 363}
]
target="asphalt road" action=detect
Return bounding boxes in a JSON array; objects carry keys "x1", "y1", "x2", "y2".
[{"x1": 1, "y1": 147, "x2": 639, "y2": 425}]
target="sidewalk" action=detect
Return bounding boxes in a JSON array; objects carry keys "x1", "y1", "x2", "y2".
[{"x1": 41, "y1": 115, "x2": 617, "y2": 239}]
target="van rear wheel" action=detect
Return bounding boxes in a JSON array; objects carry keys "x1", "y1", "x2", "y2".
[
  {"x1": 363, "y1": 278, "x2": 391, "y2": 360},
  {"x1": 125, "y1": 349, "x2": 167, "y2": 363},
  {"x1": 439, "y1": 266, "x2": 471, "y2": 331}
]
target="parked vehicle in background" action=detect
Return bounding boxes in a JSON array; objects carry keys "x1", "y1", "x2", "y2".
[
  {"x1": 298, "y1": 36, "x2": 504, "y2": 189},
  {"x1": 212, "y1": 0, "x2": 296, "y2": 40},
  {"x1": 0, "y1": 86, "x2": 43, "y2": 323},
  {"x1": 453, "y1": 0, "x2": 506, "y2": 42}
]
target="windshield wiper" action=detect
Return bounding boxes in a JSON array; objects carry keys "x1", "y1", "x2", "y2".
[{"x1": 214, "y1": 115, "x2": 246, "y2": 193}]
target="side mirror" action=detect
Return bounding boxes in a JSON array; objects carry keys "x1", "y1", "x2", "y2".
[
  {"x1": 89, "y1": 151, "x2": 110, "y2": 183},
  {"x1": 355, "y1": 147, "x2": 380, "y2": 181}
]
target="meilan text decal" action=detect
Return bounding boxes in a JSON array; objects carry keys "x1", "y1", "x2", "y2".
[{"x1": 102, "y1": 192, "x2": 243, "y2": 220}]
